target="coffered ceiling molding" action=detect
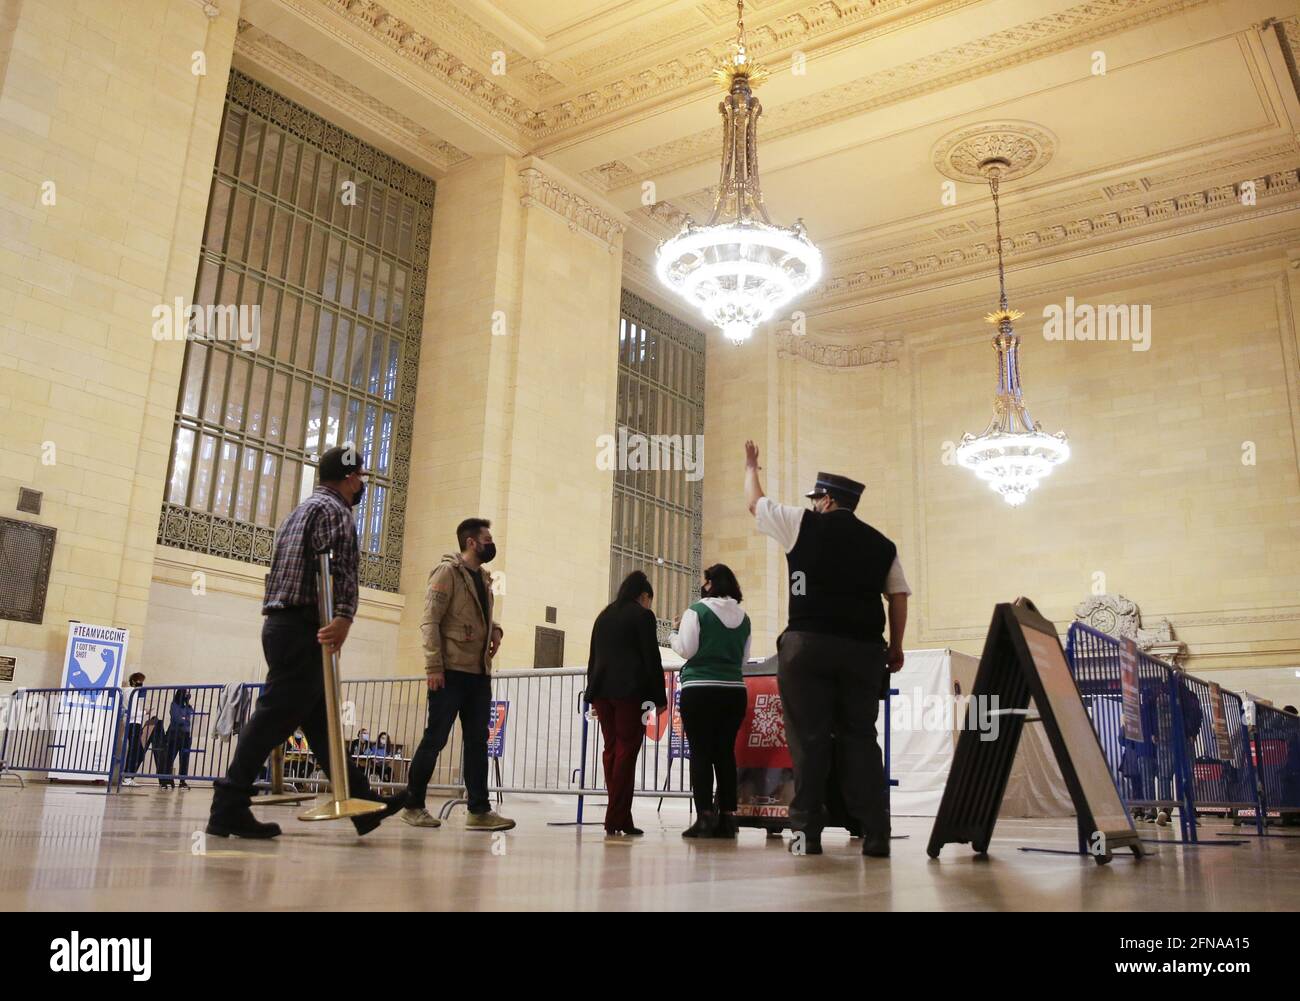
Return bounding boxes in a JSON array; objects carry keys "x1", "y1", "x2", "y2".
[
  {"x1": 1271, "y1": 16, "x2": 1300, "y2": 103},
  {"x1": 811, "y1": 166, "x2": 1300, "y2": 304},
  {"x1": 517, "y1": 157, "x2": 627, "y2": 252},
  {"x1": 931, "y1": 120, "x2": 1058, "y2": 183},
  {"x1": 774, "y1": 331, "x2": 903, "y2": 368},
  {"x1": 234, "y1": 19, "x2": 472, "y2": 173},
  {"x1": 591, "y1": 0, "x2": 1212, "y2": 191}
]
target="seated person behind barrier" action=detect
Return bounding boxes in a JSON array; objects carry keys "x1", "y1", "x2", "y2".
[
  {"x1": 369, "y1": 732, "x2": 395, "y2": 784},
  {"x1": 285, "y1": 729, "x2": 310, "y2": 778}
]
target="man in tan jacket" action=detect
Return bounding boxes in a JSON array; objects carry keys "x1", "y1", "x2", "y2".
[{"x1": 401, "y1": 518, "x2": 515, "y2": 831}]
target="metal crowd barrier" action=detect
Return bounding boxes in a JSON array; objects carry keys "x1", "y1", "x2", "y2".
[
  {"x1": 1065, "y1": 624, "x2": 1193, "y2": 840},
  {"x1": 1254, "y1": 703, "x2": 1300, "y2": 819},
  {"x1": 117, "y1": 684, "x2": 242, "y2": 787},
  {"x1": 2, "y1": 667, "x2": 895, "y2": 829},
  {"x1": 1178, "y1": 673, "x2": 1259, "y2": 828},
  {"x1": 1064, "y1": 623, "x2": 1267, "y2": 840},
  {"x1": 0, "y1": 687, "x2": 123, "y2": 782}
]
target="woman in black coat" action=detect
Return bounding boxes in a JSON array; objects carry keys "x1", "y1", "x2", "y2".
[{"x1": 586, "y1": 570, "x2": 668, "y2": 836}]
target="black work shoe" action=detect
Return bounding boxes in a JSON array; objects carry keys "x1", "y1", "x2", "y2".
[
  {"x1": 788, "y1": 831, "x2": 822, "y2": 855},
  {"x1": 682, "y1": 812, "x2": 717, "y2": 839},
  {"x1": 353, "y1": 792, "x2": 408, "y2": 837},
  {"x1": 619, "y1": 826, "x2": 645, "y2": 836},
  {"x1": 713, "y1": 813, "x2": 738, "y2": 839},
  {"x1": 206, "y1": 810, "x2": 281, "y2": 840},
  {"x1": 862, "y1": 837, "x2": 891, "y2": 858}
]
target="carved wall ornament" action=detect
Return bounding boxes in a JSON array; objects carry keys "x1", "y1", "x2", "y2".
[
  {"x1": 518, "y1": 167, "x2": 626, "y2": 252},
  {"x1": 774, "y1": 332, "x2": 902, "y2": 369},
  {"x1": 1074, "y1": 594, "x2": 1188, "y2": 666}
]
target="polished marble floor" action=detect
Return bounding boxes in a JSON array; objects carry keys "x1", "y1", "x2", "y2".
[{"x1": 0, "y1": 783, "x2": 1296, "y2": 911}]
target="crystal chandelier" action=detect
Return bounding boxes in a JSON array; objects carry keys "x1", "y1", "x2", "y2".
[
  {"x1": 655, "y1": 0, "x2": 822, "y2": 345},
  {"x1": 956, "y1": 157, "x2": 1069, "y2": 506}
]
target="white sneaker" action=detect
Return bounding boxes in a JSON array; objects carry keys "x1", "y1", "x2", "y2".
[
  {"x1": 401, "y1": 807, "x2": 441, "y2": 828},
  {"x1": 121, "y1": 778, "x2": 136, "y2": 787}
]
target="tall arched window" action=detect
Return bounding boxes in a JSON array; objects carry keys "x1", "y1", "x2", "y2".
[
  {"x1": 159, "y1": 72, "x2": 434, "y2": 592},
  {"x1": 610, "y1": 290, "x2": 706, "y2": 641}
]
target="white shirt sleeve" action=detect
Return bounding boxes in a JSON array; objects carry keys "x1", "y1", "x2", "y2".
[
  {"x1": 884, "y1": 556, "x2": 911, "y2": 596},
  {"x1": 754, "y1": 496, "x2": 805, "y2": 553},
  {"x1": 669, "y1": 607, "x2": 701, "y2": 661}
]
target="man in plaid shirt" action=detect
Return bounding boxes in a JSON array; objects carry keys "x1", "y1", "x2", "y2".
[{"x1": 206, "y1": 445, "x2": 406, "y2": 839}]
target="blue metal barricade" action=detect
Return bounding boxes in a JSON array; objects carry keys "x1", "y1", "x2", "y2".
[
  {"x1": 119, "y1": 684, "x2": 247, "y2": 787},
  {"x1": 1254, "y1": 703, "x2": 1300, "y2": 818},
  {"x1": 1065, "y1": 622, "x2": 1269, "y2": 840},
  {"x1": 1179, "y1": 672, "x2": 1262, "y2": 834},
  {"x1": 0, "y1": 687, "x2": 122, "y2": 780},
  {"x1": 1064, "y1": 623, "x2": 1193, "y2": 839}
]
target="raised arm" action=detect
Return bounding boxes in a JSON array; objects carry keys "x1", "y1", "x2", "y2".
[{"x1": 744, "y1": 439, "x2": 765, "y2": 515}]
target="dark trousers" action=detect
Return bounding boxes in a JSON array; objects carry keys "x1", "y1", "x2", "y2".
[
  {"x1": 211, "y1": 610, "x2": 377, "y2": 817},
  {"x1": 158, "y1": 729, "x2": 192, "y2": 786},
  {"x1": 123, "y1": 722, "x2": 146, "y2": 774},
  {"x1": 679, "y1": 686, "x2": 746, "y2": 814},
  {"x1": 777, "y1": 630, "x2": 888, "y2": 839},
  {"x1": 405, "y1": 671, "x2": 492, "y2": 814},
  {"x1": 591, "y1": 698, "x2": 643, "y2": 832}
]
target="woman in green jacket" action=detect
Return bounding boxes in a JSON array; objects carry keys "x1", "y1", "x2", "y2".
[{"x1": 671, "y1": 563, "x2": 751, "y2": 839}]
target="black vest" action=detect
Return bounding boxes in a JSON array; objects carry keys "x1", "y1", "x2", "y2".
[{"x1": 786, "y1": 509, "x2": 897, "y2": 644}]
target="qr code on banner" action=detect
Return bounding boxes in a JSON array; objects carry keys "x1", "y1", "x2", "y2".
[{"x1": 748, "y1": 693, "x2": 786, "y2": 749}]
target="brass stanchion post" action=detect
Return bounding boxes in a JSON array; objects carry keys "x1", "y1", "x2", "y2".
[{"x1": 298, "y1": 551, "x2": 382, "y2": 823}]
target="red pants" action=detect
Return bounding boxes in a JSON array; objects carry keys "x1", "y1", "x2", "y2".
[{"x1": 592, "y1": 698, "x2": 643, "y2": 832}]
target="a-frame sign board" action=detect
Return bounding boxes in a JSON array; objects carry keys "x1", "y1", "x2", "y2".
[{"x1": 927, "y1": 598, "x2": 1143, "y2": 864}]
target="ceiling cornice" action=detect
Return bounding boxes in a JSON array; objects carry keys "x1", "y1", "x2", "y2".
[
  {"x1": 233, "y1": 19, "x2": 472, "y2": 174},
  {"x1": 808, "y1": 166, "x2": 1300, "y2": 307},
  {"x1": 814, "y1": 225, "x2": 1300, "y2": 336},
  {"x1": 295, "y1": 0, "x2": 1210, "y2": 156}
]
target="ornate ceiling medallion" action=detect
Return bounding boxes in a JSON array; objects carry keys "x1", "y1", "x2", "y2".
[{"x1": 932, "y1": 121, "x2": 1057, "y2": 184}]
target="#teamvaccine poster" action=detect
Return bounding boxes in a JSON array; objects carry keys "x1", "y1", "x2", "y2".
[
  {"x1": 52, "y1": 623, "x2": 129, "y2": 780},
  {"x1": 60, "y1": 623, "x2": 129, "y2": 704}
]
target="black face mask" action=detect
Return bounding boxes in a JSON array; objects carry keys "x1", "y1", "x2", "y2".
[
  {"x1": 351, "y1": 479, "x2": 366, "y2": 509},
  {"x1": 478, "y1": 541, "x2": 497, "y2": 564}
]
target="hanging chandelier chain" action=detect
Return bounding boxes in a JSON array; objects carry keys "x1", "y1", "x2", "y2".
[
  {"x1": 990, "y1": 170, "x2": 1008, "y2": 313},
  {"x1": 737, "y1": 0, "x2": 745, "y2": 47}
]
